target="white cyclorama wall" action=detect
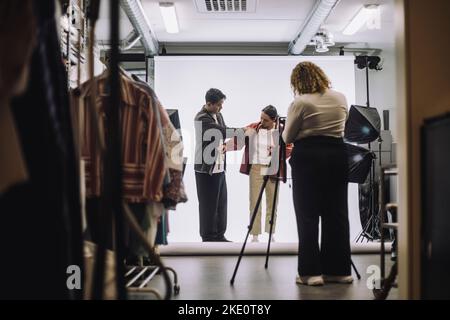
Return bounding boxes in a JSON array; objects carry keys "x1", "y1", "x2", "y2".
[{"x1": 155, "y1": 56, "x2": 360, "y2": 243}]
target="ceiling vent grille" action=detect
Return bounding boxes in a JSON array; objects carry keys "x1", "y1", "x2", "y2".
[{"x1": 195, "y1": 0, "x2": 256, "y2": 13}]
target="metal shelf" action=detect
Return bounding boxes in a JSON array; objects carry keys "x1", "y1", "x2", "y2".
[{"x1": 374, "y1": 165, "x2": 398, "y2": 300}]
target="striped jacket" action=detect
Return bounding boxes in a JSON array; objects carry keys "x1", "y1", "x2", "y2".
[{"x1": 71, "y1": 72, "x2": 165, "y2": 202}]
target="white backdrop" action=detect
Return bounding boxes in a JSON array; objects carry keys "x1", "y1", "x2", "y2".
[{"x1": 154, "y1": 56, "x2": 360, "y2": 243}]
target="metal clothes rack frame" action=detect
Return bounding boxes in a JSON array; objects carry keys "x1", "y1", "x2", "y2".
[
  {"x1": 83, "y1": 0, "x2": 177, "y2": 300},
  {"x1": 62, "y1": 0, "x2": 87, "y2": 89},
  {"x1": 124, "y1": 69, "x2": 182, "y2": 299},
  {"x1": 125, "y1": 265, "x2": 180, "y2": 297},
  {"x1": 373, "y1": 164, "x2": 398, "y2": 300},
  {"x1": 121, "y1": 203, "x2": 180, "y2": 298}
]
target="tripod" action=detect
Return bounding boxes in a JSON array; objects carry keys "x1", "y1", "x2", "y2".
[
  {"x1": 230, "y1": 117, "x2": 285, "y2": 285},
  {"x1": 230, "y1": 119, "x2": 361, "y2": 285},
  {"x1": 355, "y1": 137, "x2": 384, "y2": 243}
]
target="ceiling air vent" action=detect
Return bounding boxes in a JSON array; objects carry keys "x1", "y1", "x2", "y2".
[{"x1": 194, "y1": 0, "x2": 257, "y2": 13}]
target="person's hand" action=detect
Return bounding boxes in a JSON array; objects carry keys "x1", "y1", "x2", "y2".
[
  {"x1": 244, "y1": 127, "x2": 256, "y2": 136},
  {"x1": 218, "y1": 144, "x2": 226, "y2": 154}
]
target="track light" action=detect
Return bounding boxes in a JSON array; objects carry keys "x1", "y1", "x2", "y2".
[
  {"x1": 368, "y1": 56, "x2": 382, "y2": 70},
  {"x1": 311, "y1": 28, "x2": 334, "y2": 53},
  {"x1": 354, "y1": 56, "x2": 383, "y2": 70},
  {"x1": 315, "y1": 37, "x2": 329, "y2": 53},
  {"x1": 289, "y1": 0, "x2": 339, "y2": 55},
  {"x1": 320, "y1": 28, "x2": 335, "y2": 46}
]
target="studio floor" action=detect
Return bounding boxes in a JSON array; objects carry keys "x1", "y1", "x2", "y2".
[{"x1": 130, "y1": 254, "x2": 398, "y2": 300}]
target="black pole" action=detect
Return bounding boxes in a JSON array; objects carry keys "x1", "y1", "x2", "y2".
[
  {"x1": 366, "y1": 56, "x2": 370, "y2": 108},
  {"x1": 351, "y1": 260, "x2": 361, "y2": 280},
  {"x1": 372, "y1": 153, "x2": 377, "y2": 241},
  {"x1": 230, "y1": 176, "x2": 269, "y2": 285},
  {"x1": 265, "y1": 178, "x2": 279, "y2": 269},
  {"x1": 88, "y1": 0, "x2": 108, "y2": 300},
  {"x1": 109, "y1": 0, "x2": 127, "y2": 300},
  {"x1": 366, "y1": 57, "x2": 377, "y2": 243},
  {"x1": 265, "y1": 118, "x2": 284, "y2": 268}
]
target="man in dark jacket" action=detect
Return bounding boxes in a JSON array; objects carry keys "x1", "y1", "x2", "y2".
[{"x1": 194, "y1": 88, "x2": 245, "y2": 242}]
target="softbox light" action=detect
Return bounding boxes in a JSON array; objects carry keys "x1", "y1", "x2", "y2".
[
  {"x1": 166, "y1": 109, "x2": 181, "y2": 131},
  {"x1": 346, "y1": 143, "x2": 375, "y2": 184},
  {"x1": 344, "y1": 105, "x2": 381, "y2": 144}
]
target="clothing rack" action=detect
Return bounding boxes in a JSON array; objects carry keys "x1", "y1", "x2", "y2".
[
  {"x1": 373, "y1": 164, "x2": 398, "y2": 300},
  {"x1": 123, "y1": 70, "x2": 182, "y2": 297},
  {"x1": 122, "y1": 203, "x2": 179, "y2": 298},
  {"x1": 125, "y1": 266, "x2": 180, "y2": 297},
  {"x1": 80, "y1": 0, "x2": 178, "y2": 300}
]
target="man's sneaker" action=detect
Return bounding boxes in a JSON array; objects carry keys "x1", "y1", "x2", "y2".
[
  {"x1": 323, "y1": 275, "x2": 354, "y2": 284},
  {"x1": 295, "y1": 275, "x2": 324, "y2": 286},
  {"x1": 251, "y1": 235, "x2": 259, "y2": 243}
]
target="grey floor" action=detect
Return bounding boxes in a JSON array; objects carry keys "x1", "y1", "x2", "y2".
[{"x1": 130, "y1": 254, "x2": 398, "y2": 300}]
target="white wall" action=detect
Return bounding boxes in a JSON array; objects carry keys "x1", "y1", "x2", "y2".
[{"x1": 155, "y1": 56, "x2": 362, "y2": 243}]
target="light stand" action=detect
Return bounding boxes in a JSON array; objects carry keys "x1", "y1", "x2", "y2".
[{"x1": 352, "y1": 55, "x2": 383, "y2": 243}]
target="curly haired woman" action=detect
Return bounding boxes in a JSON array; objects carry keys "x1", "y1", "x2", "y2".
[{"x1": 283, "y1": 61, "x2": 353, "y2": 286}]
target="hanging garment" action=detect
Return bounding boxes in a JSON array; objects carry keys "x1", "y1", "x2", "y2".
[
  {"x1": 130, "y1": 77, "x2": 188, "y2": 209},
  {"x1": 0, "y1": 0, "x2": 36, "y2": 100},
  {"x1": 161, "y1": 115, "x2": 188, "y2": 209},
  {"x1": 155, "y1": 211, "x2": 169, "y2": 246},
  {"x1": 146, "y1": 202, "x2": 164, "y2": 248},
  {"x1": 1, "y1": 0, "x2": 83, "y2": 300},
  {"x1": 0, "y1": 104, "x2": 29, "y2": 194},
  {"x1": 163, "y1": 169, "x2": 188, "y2": 210},
  {"x1": 0, "y1": 0, "x2": 36, "y2": 196},
  {"x1": 0, "y1": 1, "x2": 35, "y2": 193},
  {"x1": 130, "y1": 74, "x2": 170, "y2": 186},
  {"x1": 85, "y1": 197, "x2": 114, "y2": 250},
  {"x1": 72, "y1": 71, "x2": 166, "y2": 202},
  {"x1": 126, "y1": 202, "x2": 164, "y2": 262}
]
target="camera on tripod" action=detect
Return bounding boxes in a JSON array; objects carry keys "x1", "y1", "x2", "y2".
[{"x1": 230, "y1": 114, "x2": 289, "y2": 284}]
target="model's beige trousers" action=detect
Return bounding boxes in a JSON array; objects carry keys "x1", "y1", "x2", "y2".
[{"x1": 249, "y1": 164, "x2": 279, "y2": 235}]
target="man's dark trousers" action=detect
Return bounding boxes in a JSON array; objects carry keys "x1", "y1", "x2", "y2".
[{"x1": 195, "y1": 171, "x2": 227, "y2": 241}]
